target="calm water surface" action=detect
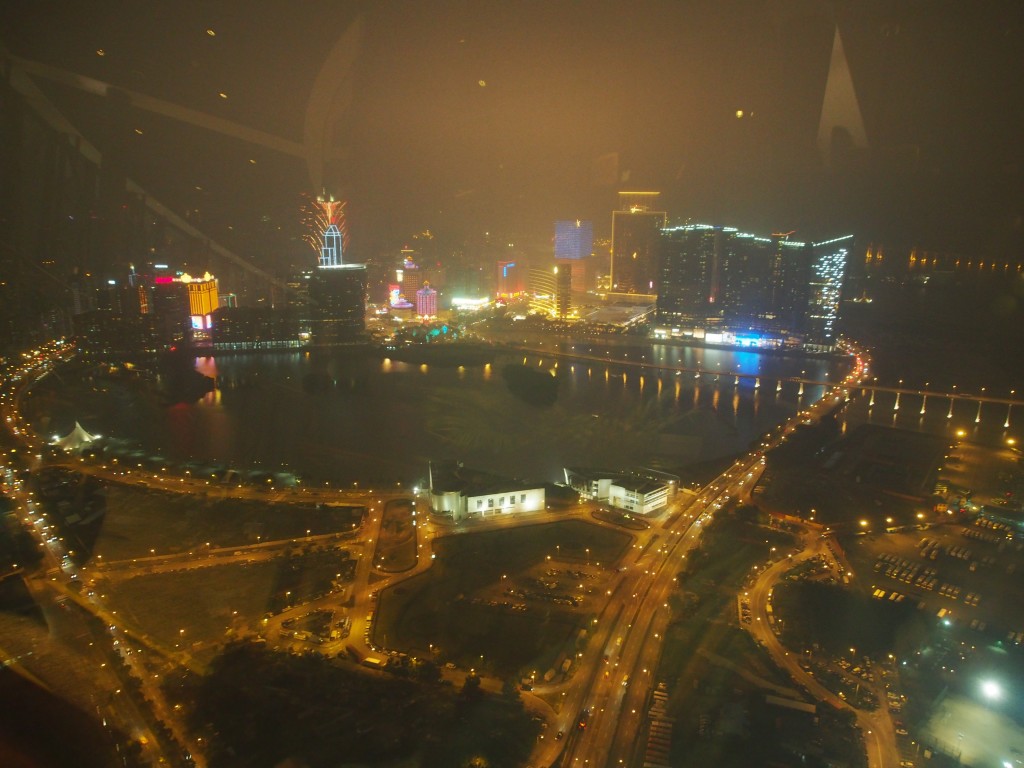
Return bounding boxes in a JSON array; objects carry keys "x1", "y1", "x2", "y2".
[{"x1": 35, "y1": 342, "x2": 855, "y2": 486}]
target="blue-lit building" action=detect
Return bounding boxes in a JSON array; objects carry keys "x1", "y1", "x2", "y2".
[
  {"x1": 554, "y1": 220, "x2": 593, "y2": 260},
  {"x1": 655, "y1": 225, "x2": 850, "y2": 349}
]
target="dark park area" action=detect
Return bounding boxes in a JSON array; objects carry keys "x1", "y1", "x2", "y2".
[{"x1": 164, "y1": 642, "x2": 539, "y2": 768}]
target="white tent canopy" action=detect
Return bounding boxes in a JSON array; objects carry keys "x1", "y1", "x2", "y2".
[{"x1": 51, "y1": 422, "x2": 99, "y2": 452}]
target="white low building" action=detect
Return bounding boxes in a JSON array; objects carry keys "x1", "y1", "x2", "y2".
[
  {"x1": 564, "y1": 467, "x2": 677, "y2": 515},
  {"x1": 608, "y1": 477, "x2": 669, "y2": 515},
  {"x1": 429, "y1": 462, "x2": 545, "y2": 523}
]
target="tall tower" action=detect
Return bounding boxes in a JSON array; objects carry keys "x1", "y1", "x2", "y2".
[
  {"x1": 611, "y1": 192, "x2": 666, "y2": 295},
  {"x1": 316, "y1": 196, "x2": 348, "y2": 267},
  {"x1": 308, "y1": 194, "x2": 366, "y2": 344}
]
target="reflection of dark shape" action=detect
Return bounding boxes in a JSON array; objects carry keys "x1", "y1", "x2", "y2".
[
  {"x1": 0, "y1": 576, "x2": 44, "y2": 622},
  {"x1": 383, "y1": 342, "x2": 492, "y2": 366},
  {"x1": 0, "y1": 499, "x2": 43, "y2": 571},
  {"x1": 501, "y1": 364, "x2": 558, "y2": 407},
  {"x1": 32, "y1": 468, "x2": 107, "y2": 566},
  {"x1": 158, "y1": 349, "x2": 214, "y2": 404},
  {"x1": 0, "y1": 667, "x2": 122, "y2": 767}
]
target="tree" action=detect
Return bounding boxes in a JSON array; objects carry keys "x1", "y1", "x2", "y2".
[
  {"x1": 461, "y1": 672, "x2": 481, "y2": 698},
  {"x1": 500, "y1": 677, "x2": 521, "y2": 705}
]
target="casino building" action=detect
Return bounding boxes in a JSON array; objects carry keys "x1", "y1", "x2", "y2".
[{"x1": 307, "y1": 198, "x2": 367, "y2": 344}]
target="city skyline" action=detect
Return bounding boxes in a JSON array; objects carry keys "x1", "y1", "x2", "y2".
[
  {"x1": 3, "y1": 2, "x2": 1023, "y2": 264},
  {"x1": 2, "y1": 6, "x2": 1024, "y2": 768}
]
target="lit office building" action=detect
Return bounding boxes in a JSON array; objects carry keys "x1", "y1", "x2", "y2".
[
  {"x1": 151, "y1": 275, "x2": 191, "y2": 346},
  {"x1": 656, "y1": 225, "x2": 720, "y2": 327},
  {"x1": 496, "y1": 260, "x2": 525, "y2": 298},
  {"x1": 308, "y1": 264, "x2": 367, "y2": 343},
  {"x1": 554, "y1": 220, "x2": 593, "y2": 260},
  {"x1": 655, "y1": 224, "x2": 849, "y2": 349},
  {"x1": 610, "y1": 191, "x2": 666, "y2": 295},
  {"x1": 805, "y1": 236, "x2": 852, "y2": 348}
]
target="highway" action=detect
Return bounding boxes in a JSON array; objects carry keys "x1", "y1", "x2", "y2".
[
  {"x1": 2, "y1": 339, "x2": 892, "y2": 768},
  {"x1": 536, "y1": 366, "x2": 886, "y2": 768}
]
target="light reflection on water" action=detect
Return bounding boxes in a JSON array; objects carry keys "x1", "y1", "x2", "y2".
[{"x1": 44, "y1": 344, "x2": 856, "y2": 485}]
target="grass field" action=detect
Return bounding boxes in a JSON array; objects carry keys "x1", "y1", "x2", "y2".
[
  {"x1": 374, "y1": 498, "x2": 418, "y2": 572},
  {"x1": 376, "y1": 519, "x2": 632, "y2": 678},
  {"x1": 106, "y1": 549, "x2": 353, "y2": 658},
  {"x1": 653, "y1": 510, "x2": 824, "y2": 767},
  {"x1": 93, "y1": 486, "x2": 363, "y2": 560}
]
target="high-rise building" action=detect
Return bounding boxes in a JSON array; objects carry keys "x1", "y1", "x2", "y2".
[
  {"x1": 399, "y1": 252, "x2": 423, "y2": 305},
  {"x1": 805, "y1": 236, "x2": 852, "y2": 348},
  {"x1": 656, "y1": 224, "x2": 848, "y2": 348},
  {"x1": 528, "y1": 267, "x2": 571, "y2": 319},
  {"x1": 317, "y1": 196, "x2": 348, "y2": 267},
  {"x1": 656, "y1": 225, "x2": 720, "y2": 327},
  {"x1": 416, "y1": 284, "x2": 437, "y2": 318},
  {"x1": 554, "y1": 220, "x2": 593, "y2": 260},
  {"x1": 496, "y1": 260, "x2": 525, "y2": 298},
  {"x1": 181, "y1": 272, "x2": 219, "y2": 317},
  {"x1": 151, "y1": 276, "x2": 191, "y2": 346},
  {"x1": 611, "y1": 191, "x2": 666, "y2": 295},
  {"x1": 308, "y1": 195, "x2": 367, "y2": 344},
  {"x1": 308, "y1": 264, "x2": 367, "y2": 343},
  {"x1": 555, "y1": 265, "x2": 572, "y2": 319}
]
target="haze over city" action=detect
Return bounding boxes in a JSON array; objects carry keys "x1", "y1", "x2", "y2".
[{"x1": 1, "y1": 3, "x2": 1023, "y2": 768}]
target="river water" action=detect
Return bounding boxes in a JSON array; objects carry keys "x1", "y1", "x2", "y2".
[{"x1": 29, "y1": 341, "x2": 853, "y2": 487}]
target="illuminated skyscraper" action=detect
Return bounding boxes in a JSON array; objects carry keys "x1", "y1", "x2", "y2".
[
  {"x1": 656, "y1": 224, "x2": 848, "y2": 348},
  {"x1": 805, "y1": 236, "x2": 851, "y2": 348},
  {"x1": 314, "y1": 196, "x2": 348, "y2": 267},
  {"x1": 181, "y1": 272, "x2": 220, "y2": 317},
  {"x1": 416, "y1": 284, "x2": 437, "y2": 318},
  {"x1": 611, "y1": 192, "x2": 666, "y2": 294},
  {"x1": 308, "y1": 195, "x2": 366, "y2": 343},
  {"x1": 320, "y1": 223, "x2": 343, "y2": 266},
  {"x1": 554, "y1": 220, "x2": 593, "y2": 260},
  {"x1": 496, "y1": 260, "x2": 524, "y2": 298},
  {"x1": 528, "y1": 267, "x2": 571, "y2": 319}
]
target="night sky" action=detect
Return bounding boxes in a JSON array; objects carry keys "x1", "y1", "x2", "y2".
[{"x1": 3, "y1": 1, "x2": 1023, "y2": 262}]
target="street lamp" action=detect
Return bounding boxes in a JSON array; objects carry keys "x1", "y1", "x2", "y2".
[{"x1": 981, "y1": 680, "x2": 1003, "y2": 701}]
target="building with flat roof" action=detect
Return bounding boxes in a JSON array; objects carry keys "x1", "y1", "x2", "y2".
[
  {"x1": 611, "y1": 191, "x2": 666, "y2": 295},
  {"x1": 563, "y1": 467, "x2": 678, "y2": 515},
  {"x1": 655, "y1": 224, "x2": 850, "y2": 349},
  {"x1": 554, "y1": 219, "x2": 593, "y2": 260},
  {"x1": 428, "y1": 462, "x2": 545, "y2": 523}
]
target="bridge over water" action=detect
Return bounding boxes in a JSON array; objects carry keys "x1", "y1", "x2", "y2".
[{"x1": 510, "y1": 344, "x2": 1023, "y2": 428}]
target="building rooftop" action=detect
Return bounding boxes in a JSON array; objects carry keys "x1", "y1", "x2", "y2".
[{"x1": 429, "y1": 462, "x2": 541, "y2": 498}]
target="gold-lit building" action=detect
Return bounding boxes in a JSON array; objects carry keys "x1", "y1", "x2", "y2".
[{"x1": 180, "y1": 272, "x2": 220, "y2": 317}]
